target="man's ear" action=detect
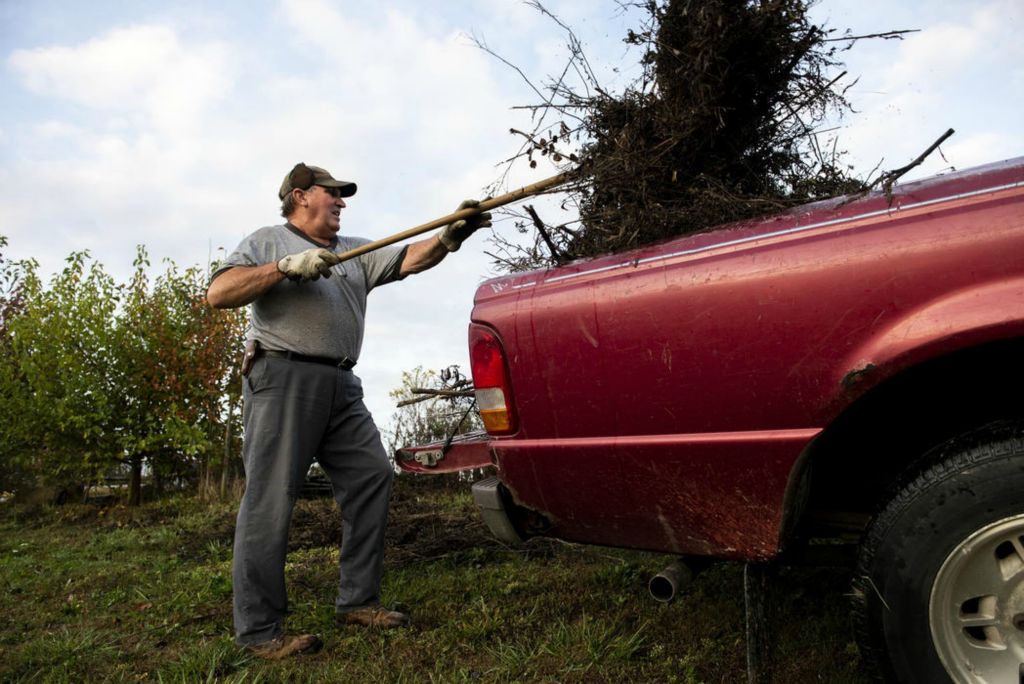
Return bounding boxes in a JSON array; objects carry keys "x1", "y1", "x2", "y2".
[{"x1": 292, "y1": 187, "x2": 309, "y2": 207}]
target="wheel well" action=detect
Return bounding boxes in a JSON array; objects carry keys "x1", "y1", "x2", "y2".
[{"x1": 793, "y1": 336, "x2": 1024, "y2": 539}]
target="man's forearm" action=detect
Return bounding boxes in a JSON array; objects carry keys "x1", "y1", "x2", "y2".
[
  {"x1": 399, "y1": 235, "x2": 449, "y2": 276},
  {"x1": 207, "y1": 263, "x2": 286, "y2": 309}
]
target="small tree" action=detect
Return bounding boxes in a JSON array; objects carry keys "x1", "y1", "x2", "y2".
[
  {"x1": 1, "y1": 251, "x2": 122, "y2": 494},
  {"x1": 384, "y1": 365, "x2": 482, "y2": 457},
  {"x1": 0, "y1": 240, "x2": 246, "y2": 504},
  {"x1": 0, "y1": 237, "x2": 38, "y2": 495},
  {"x1": 112, "y1": 248, "x2": 246, "y2": 504}
]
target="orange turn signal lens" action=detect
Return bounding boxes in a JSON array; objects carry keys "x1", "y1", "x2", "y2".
[{"x1": 480, "y1": 408, "x2": 512, "y2": 433}]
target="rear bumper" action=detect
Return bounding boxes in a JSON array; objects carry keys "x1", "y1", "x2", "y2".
[
  {"x1": 472, "y1": 476, "x2": 524, "y2": 544},
  {"x1": 397, "y1": 435, "x2": 543, "y2": 544}
]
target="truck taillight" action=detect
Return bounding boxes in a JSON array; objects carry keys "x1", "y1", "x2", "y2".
[{"x1": 469, "y1": 323, "x2": 516, "y2": 435}]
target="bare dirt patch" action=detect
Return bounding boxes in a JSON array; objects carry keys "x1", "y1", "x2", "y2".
[{"x1": 171, "y1": 474, "x2": 501, "y2": 564}]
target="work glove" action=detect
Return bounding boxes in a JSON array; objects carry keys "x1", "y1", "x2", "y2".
[
  {"x1": 439, "y1": 199, "x2": 493, "y2": 252},
  {"x1": 277, "y1": 248, "x2": 341, "y2": 282}
]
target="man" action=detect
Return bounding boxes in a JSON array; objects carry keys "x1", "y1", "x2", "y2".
[{"x1": 207, "y1": 162, "x2": 491, "y2": 659}]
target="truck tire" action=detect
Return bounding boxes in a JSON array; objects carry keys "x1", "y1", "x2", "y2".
[{"x1": 854, "y1": 425, "x2": 1024, "y2": 683}]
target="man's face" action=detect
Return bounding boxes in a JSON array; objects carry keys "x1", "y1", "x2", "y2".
[{"x1": 303, "y1": 185, "x2": 347, "y2": 234}]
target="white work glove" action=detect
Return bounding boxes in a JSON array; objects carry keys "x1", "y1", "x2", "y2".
[
  {"x1": 439, "y1": 199, "x2": 493, "y2": 252},
  {"x1": 277, "y1": 248, "x2": 341, "y2": 282}
]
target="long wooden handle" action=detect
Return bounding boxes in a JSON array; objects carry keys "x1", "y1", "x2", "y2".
[{"x1": 334, "y1": 172, "x2": 571, "y2": 263}]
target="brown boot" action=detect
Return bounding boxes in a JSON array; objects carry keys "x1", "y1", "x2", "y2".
[
  {"x1": 337, "y1": 606, "x2": 410, "y2": 629},
  {"x1": 245, "y1": 633, "x2": 323, "y2": 660}
]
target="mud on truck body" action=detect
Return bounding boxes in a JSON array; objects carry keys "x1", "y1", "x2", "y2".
[{"x1": 398, "y1": 158, "x2": 1024, "y2": 682}]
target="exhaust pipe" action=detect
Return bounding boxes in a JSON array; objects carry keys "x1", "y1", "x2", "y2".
[{"x1": 648, "y1": 558, "x2": 708, "y2": 602}]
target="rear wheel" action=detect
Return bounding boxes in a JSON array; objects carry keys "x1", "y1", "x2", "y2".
[{"x1": 855, "y1": 425, "x2": 1024, "y2": 683}]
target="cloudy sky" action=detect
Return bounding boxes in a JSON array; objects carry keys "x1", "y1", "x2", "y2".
[{"x1": 1, "y1": 0, "x2": 1022, "y2": 439}]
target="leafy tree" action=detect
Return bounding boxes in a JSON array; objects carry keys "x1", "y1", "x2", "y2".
[
  {"x1": 111, "y1": 248, "x2": 246, "y2": 504},
  {"x1": 0, "y1": 237, "x2": 38, "y2": 494},
  {"x1": 1, "y1": 250, "x2": 121, "y2": 494},
  {"x1": 0, "y1": 240, "x2": 246, "y2": 503}
]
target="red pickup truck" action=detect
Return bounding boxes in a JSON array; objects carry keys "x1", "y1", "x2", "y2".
[{"x1": 399, "y1": 158, "x2": 1024, "y2": 682}]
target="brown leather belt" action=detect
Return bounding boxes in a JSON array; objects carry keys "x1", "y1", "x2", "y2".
[{"x1": 262, "y1": 349, "x2": 356, "y2": 370}]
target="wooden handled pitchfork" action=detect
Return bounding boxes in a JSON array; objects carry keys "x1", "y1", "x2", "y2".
[{"x1": 333, "y1": 172, "x2": 572, "y2": 263}]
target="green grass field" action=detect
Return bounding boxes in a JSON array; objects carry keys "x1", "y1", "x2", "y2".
[{"x1": 0, "y1": 478, "x2": 870, "y2": 683}]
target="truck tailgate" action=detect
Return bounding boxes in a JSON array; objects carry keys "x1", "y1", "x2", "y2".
[{"x1": 396, "y1": 431, "x2": 493, "y2": 474}]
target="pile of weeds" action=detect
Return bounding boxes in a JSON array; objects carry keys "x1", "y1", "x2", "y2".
[
  {"x1": 573, "y1": 0, "x2": 867, "y2": 254},
  {"x1": 488, "y1": 0, "x2": 895, "y2": 270}
]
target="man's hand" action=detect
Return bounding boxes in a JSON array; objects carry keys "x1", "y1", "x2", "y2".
[
  {"x1": 277, "y1": 248, "x2": 341, "y2": 282},
  {"x1": 438, "y1": 199, "x2": 493, "y2": 252}
]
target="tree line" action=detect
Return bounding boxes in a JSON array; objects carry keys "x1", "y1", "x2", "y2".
[{"x1": 0, "y1": 236, "x2": 246, "y2": 505}]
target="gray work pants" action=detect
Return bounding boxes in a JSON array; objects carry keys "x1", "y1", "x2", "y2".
[{"x1": 232, "y1": 355, "x2": 394, "y2": 646}]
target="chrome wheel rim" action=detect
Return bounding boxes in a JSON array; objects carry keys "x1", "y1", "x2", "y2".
[{"x1": 930, "y1": 513, "x2": 1024, "y2": 683}]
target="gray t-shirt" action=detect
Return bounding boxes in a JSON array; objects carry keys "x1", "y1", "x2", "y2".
[{"x1": 213, "y1": 224, "x2": 407, "y2": 360}]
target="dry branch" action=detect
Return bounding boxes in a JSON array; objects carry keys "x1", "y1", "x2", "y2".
[
  {"x1": 396, "y1": 387, "x2": 474, "y2": 408},
  {"x1": 876, "y1": 128, "x2": 955, "y2": 196}
]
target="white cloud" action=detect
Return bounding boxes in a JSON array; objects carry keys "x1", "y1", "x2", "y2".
[
  {"x1": 7, "y1": 24, "x2": 234, "y2": 134},
  {"x1": 819, "y1": 0, "x2": 1024, "y2": 180},
  {"x1": 944, "y1": 132, "x2": 1018, "y2": 170},
  {"x1": 30, "y1": 120, "x2": 82, "y2": 139},
  {"x1": 277, "y1": 2, "x2": 512, "y2": 138}
]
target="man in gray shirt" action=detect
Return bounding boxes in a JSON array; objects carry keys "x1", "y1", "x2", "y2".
[{"x1": 207, "y1": 163, "x2": 490, "y2": 659}]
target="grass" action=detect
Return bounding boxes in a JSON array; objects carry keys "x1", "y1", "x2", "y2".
[{"x1": 0, "y1": 478, "x2": 870, "y2": 682}]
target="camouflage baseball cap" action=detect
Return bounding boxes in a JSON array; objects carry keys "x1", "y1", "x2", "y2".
[{"x1": 279, "y1": 162, "x2": 357, "y2": 199}]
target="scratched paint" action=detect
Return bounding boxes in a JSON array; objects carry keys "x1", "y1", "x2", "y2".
[{"x1": 842, "y1": 363, "x2": 877, "y2": 391}]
